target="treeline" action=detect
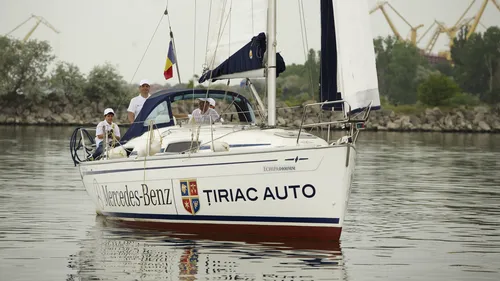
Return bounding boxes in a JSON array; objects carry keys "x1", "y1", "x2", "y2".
[
  {"x1": 0, "y1": 26, "x2": 499, "y2": 111},
  {"x1": 0, "y1": 36, "x2": 139, "y2": 112},
  {"x1": 278, "y1": 26, "x2": 500, "y2": 107},
  {"x1": 375, "y1": 26, "x2": 500, "y2": 107}
]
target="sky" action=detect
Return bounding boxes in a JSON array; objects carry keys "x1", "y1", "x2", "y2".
[{"x1": 1, "y1": 0, "x2": 499, "y2": 86}]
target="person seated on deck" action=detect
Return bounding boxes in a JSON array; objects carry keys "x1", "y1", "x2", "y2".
[
  {"x1": 89, "y1": 108, "x2": 121, "y2": 160},
  {"x1": 191, "y1": 98, "x2": 220, "y2": 123}
]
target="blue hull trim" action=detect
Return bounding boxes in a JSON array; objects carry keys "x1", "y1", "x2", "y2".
[
  {"x1": 349, "y1": 105, "x2": 381, "y2": 115},
  {"x1": 103, "y1": 212, "x2": 340, "y2": 225},
  {"x1": 83, "y1": 159, "x2": 277, "y2": 176}
]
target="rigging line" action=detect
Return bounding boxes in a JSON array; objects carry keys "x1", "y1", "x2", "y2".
[
  {"x1": 205, "y1": 0, "x2": 231, "y2": 94},
  {"x1": 192, "y1": 0, "x2": 197, "y2": 97},
  {"x1": 204, "y1": 0, "x2": 213, "y2": 69},
  {"x1": 298, "y1": 0, "x2": 315, "y2": 98},
  {"x1": 251, "y1": 0, "x2": 254, "y2": 34},
  {"x1": 129, "y1": 13, "x2": 165, "y2": 85}
]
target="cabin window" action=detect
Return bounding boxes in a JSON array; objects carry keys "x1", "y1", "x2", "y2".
[
  {"x1": 143, "y1": 101, "x2": 171, "y2": 127},
  {"x1": 165, "y1": 141, "x2": 200, "y2": 153}
]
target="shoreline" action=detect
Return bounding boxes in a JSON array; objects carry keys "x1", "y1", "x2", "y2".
[
  {"x1": 1, "y1": 123, "x2": 497, "y2": 134},
  {"x1": 1, "y1": 104, "x2": 499, "y2": 134}
]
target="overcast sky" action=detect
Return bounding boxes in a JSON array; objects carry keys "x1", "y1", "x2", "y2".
[{"x1": 1, "y1": 0, "x2": 499, "y2": 85}]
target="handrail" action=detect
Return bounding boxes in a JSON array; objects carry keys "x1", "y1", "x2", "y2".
[
  {"x1": 296, "y1": 100, "x2": 374, "y2": 144},
  {"x1": 296, "y1": 100, "x2": 351, "y2": 144}
]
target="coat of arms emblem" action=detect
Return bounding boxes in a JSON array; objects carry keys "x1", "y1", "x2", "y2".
[{"x1": 180, "y1": 179, "x2": 200, "y2": 215}]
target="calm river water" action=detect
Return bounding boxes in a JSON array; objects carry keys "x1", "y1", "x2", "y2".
[{"x1": 0, "y1": 126, "x2": 499, "y2": 281}]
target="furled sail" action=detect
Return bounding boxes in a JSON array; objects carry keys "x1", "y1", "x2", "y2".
[
  {"x1": 319, "y1": 0, "x2": 339, "y2": 110},
  {"x1": 320, "y1": 0, "x2": 381, "y2": 113}
]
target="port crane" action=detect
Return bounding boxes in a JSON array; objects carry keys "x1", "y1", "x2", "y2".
[
  {"x1": 466, "y1": 0, "x2": 500, "y2": 39},
  {"x1": 6, "y1": 14, "x2": 60, "y2": 42},
  {"x1": 369, "y1": 1, "x2": 424, "y2": 46}
]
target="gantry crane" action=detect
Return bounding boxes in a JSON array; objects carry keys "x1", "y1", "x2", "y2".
[
  {"x1": 467, "y1": 0, "x2": 500, "y2": 39},
  {"x1": 6, "y1": 14, "x2": 60, "y2": 42},
  {"x1": 369, "y1": 1, "x2": 424, "y2": 46}
]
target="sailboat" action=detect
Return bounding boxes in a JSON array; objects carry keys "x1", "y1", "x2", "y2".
[{"x1": 70, "y1": 0, "x2": 380, "y2": 241}]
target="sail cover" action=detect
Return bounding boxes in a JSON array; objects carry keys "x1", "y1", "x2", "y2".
[
  {"x1": 198, "y1": 33, "x2": 285, "y2": 83},
  {"x1": 321, "y1": 0, "x2": 380, "y2": 113},
  {"x1": 202, "y1": 0, "x2": 267, "y2": 78}
]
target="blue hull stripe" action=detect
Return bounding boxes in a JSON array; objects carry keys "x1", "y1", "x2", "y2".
[
  {"x1": 103, "y1": 212, "x2": 340, "y2": 224},
  {"x1": 84, "y1": 159, "x2": 277, "y2": 176}
]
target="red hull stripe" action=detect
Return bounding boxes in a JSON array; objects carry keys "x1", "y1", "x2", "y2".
[
  {"x1": 103, "y1": 212, "x2": 340, "y2": 224},
  {"x1": 114, "y1": 219, "x2": 343, "y2": 241}
]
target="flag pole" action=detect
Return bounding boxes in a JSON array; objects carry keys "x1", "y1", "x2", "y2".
[
  {"x1": 164, "y1": 7, "x2": 182, "y2": 84},
  {"x1": 170, "y1": 31, "x2": 182, "y2": 84}
]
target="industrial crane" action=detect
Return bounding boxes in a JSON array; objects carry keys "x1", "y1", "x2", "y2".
[
  {"x1": 419, "y1": 20, "x2": 447, "y2": 55},
  {"x1": 369, "y1": 1, "x2": 424, "y2": 46},
  {"x1": 6, "y1": 14, "x2": 60, "y2": 42},
  {"x1": 466, "y1": 0, "x2": 500, "y2": 39},
  {"x1": 419, "y1": 0, "x2": 476, "y2": 60}
]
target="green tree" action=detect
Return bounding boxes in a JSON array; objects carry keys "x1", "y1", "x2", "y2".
[
  {"x1": 0, "y1": 36, "x2": 54, "y2": 104},
  {"x1": 452, "y1": 26, "x2": 500, "y2": 102},
  {"x1": 277, "y1": 49, "x2": 320, "y2": 102},
  {"x1": 48, "y1": 61, "x2": 86, "y2": 102},
  {"x1": 375, "y1": 36, "x2": 428, "y2": 104},
  {"x1": 418, "y1": 73, "x2": 460, "y2": 106},
  {"x1": 84, "y1": 63, "x2": 128, "y2": 109},
  {"x1": 304, "y1": 49, "x2": 320, "y2": 95}
]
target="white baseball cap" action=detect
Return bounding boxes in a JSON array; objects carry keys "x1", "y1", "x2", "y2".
[
  {"x1": 104, "y1": 108, "x2": 115, "y2": 116},
  {"x1": 207, "y1": 98, "x2": 216, "y2": 107},
  {"x1": 139, "y1": 79, "x2": 150, "y2": 86}
]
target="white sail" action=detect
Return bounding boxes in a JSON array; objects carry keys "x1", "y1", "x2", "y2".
[
  {"x1": 333, "y1": 0, "x2": 381, "y2": 112},
  {"x1": 204, "y1": 0, "x2": 268, "y2": 72}
]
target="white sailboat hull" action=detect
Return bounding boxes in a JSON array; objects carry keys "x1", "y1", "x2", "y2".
[{"x1": 80, "y1": 142, "x2": 356, "y2": 241}]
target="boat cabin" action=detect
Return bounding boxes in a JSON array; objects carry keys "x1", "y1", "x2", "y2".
[{"x1": 120, "y1": 89, "x2": 257, "y2": 143}]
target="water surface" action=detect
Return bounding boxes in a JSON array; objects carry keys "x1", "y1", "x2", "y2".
[{"x1": 0, "y1": 126, "x2": 499, "y2": 280}]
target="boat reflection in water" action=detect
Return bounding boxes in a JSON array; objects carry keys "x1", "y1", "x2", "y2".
[{"x1": 67, "y1": 216, "x2": 345, "y2": 281}]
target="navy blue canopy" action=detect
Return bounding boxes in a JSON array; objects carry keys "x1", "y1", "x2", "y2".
[
  {"x1": 120, "y1": 89, "x2": 256, "y2": 143},
  {"x1": 198, "y1": 33, "x2": 286, "y2": 83}
]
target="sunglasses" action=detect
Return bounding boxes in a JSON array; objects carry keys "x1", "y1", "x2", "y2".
[{"x1": 141, "y1": 85, "x2": 150, "y2": 88}]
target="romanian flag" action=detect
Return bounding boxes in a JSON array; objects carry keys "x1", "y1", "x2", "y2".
[{"x1": 163, "y1": 40, "x2": 176, "y2": 80}]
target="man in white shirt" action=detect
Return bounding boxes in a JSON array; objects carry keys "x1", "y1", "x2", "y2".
[
  {"x1": 191, "y1": 98, "x2": 220, "y2": 123},
  {"x1": 91, "y1": 108, "x2": 121, "y2": 160},
  {"x1": 207, "y1": 97, "x2": 224, "y2": 122},
  {"x1": 127, "y1": 79, "x2": 151, "y2": 123}
]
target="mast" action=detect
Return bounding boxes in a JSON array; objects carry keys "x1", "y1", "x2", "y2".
[{"x1": 266, "y1": 0, "x2": 277, "y2": 126}]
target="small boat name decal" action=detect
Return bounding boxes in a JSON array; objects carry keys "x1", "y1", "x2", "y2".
[{"x1": 263, "y1": 165, "x2": 296, "y2": 172}]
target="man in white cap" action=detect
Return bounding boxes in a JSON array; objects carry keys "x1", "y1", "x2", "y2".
[
  {"x1": 90, "y1": 108, "x2": 121, "y2": 160},
  {"x1": 191, "y1": 98, "x2": 220, "y2": 123},
  {"x1": 127, "y1": 79, "x2": 151, "y2": 123},
  {"x1": 207, "y1": 98, "x2": 224, "y2": 122},
  {"x1": 207, "y1": 98, "x2": 216, "y2": 109}
]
